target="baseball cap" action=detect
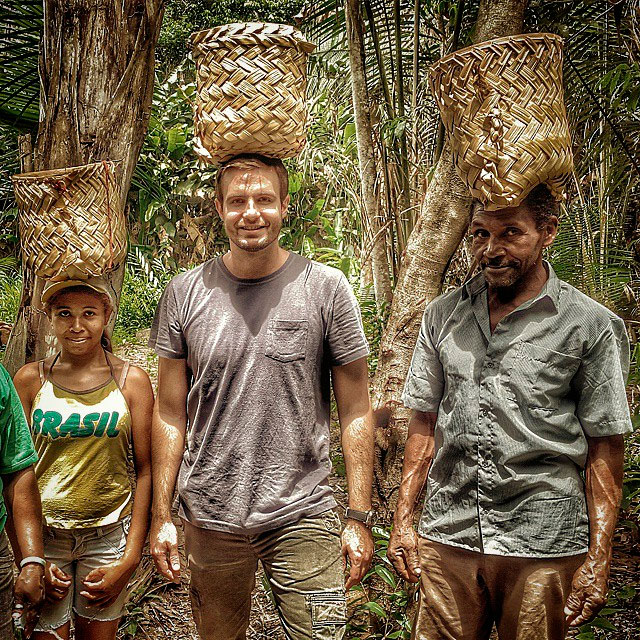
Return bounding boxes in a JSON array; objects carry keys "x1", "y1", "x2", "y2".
[{"x1": 41, "y1": 276, "x2": 116, "y2": 307}]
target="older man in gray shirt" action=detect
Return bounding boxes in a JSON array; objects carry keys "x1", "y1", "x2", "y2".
[{"x1": 388, "y1": 185, "x2": 632, "y2": 640}]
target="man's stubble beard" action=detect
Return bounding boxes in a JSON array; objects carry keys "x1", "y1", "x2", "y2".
[{"x1": 230, "y1": 232, "x2": 279, "y2": 253}]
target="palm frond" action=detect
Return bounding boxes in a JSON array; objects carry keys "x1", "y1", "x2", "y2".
[{"x1": 0, "y1": 0, "x2": 42, "y2": 131}]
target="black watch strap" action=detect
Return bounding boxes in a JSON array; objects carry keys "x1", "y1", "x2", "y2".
[{"x1": 344, "y1": 507, "x2": 374, "y2": 527}]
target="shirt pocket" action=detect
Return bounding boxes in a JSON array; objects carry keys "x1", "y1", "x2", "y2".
[
  {"x1": 524, "y1": 496, "x2": 585, "y2": 555},
  {"x1": 265, "y1": 319, "x2": 308, "y2": 363},
  {"x1": 507, "y1": 342, "x2": 581, "y2": 411}
]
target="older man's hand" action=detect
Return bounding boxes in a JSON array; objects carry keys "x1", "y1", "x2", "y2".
[
  {"x1": 564, "y1": 555, "x2": 610, "y2": 627},
  {"x1": 387, "y1": 524, "x2": 421, "y2": 583}
]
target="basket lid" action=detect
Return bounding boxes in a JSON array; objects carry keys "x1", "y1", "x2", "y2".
[{"x1": 191, "y1": 22, "x2": 315, "y2": 54}]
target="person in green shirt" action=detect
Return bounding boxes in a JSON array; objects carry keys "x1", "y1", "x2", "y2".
[{"x1": 0, "y1": 364, "x2": 44, "y2": 639}]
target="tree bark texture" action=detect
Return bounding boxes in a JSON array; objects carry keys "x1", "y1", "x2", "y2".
[
  {"x1": 4, "y1": 0, "x2": 164, "y2": 376},
  {"x1": 371, "y1": 0, "x2": 528, "y2": 511},
  {"x1": 345, "y1": 0, "x2": 393, "y2": 308}
]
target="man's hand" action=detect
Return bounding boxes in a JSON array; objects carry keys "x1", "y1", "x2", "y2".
[
  {"x1": 150, "y1": 517, "x2": 181, "y2": 583},
  {"x1": 43, "y1": 562, "x2": 71, "y2": 603},
  {"x1": 13, "y1": 564, "x2": 45, "y2": 636},
  {"x1": 564, "y1": 556, "x2": 610, "y2": 627},
  {"x1": 387, "y1": 524, "x2": 421, "y2": 583},
  {"x1": 342, "y1": 520, "x2": 374, "y2": 589},
  {"x1": 80, "y1": 558, "x2": 137, "y2": 609}
]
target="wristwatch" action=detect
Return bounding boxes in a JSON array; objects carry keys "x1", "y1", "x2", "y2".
[{"x1": 344, "y1": 507, "x2": 374, "y2": 527}]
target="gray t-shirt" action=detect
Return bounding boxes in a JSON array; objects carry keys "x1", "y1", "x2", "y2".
[{"x1": 149, "y1": 253, "x2": 369, "y2": 533}]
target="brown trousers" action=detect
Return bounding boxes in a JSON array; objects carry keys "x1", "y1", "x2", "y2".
[
  {"x1": 183, "y1": 512, "x2": 346, "y2": 640},
  {"x1": 413, "y1": 538, "x2": 585, "y2": 640}
]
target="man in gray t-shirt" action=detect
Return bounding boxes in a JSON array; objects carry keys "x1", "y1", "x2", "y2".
[{"x1": 149, "y1": 154, "x2": 375, "y2": 640}]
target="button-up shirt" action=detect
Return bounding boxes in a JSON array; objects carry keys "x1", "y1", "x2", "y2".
[{"x1": 402, "y1": 264, "x2": 632, "y2": 557}]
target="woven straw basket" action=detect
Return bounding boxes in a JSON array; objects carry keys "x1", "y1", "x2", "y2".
[
  {"x1": 191, "y1": 22, "x2": 315, "y2": 165},
  {"x1": 429, "y1": 33, "x2": 573, "y2": 210},
  {"x1": 12, "y1": 161, "x2": 127, "y2": 280}
]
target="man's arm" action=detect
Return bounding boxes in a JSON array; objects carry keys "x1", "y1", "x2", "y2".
[
  {"x1": 387, "y1": 410, "x2": 436, "y2": 582},
  {"x1": 565, "y1": 434, "x2": 624, "y2": 626},
  {"x1": 150, "y1": 357, "x2": 188, "y2": 583},
  {"x1": 332, "y1": 357, "x2": 374, "y2": 589},
  {"x1": 3, "y1": 467, "x2": 45, "y2": 634}
]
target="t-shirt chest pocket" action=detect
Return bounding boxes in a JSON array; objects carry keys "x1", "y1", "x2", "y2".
[{"x1": 265, "y1": 319, "x2": 309, "y2": 363}]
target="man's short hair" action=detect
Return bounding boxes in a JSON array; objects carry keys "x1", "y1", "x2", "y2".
[
  {"x1": 522, "y1": 184, "x2": 560, "y2": 229},
  {"x1": 470, "y1": 184, "x2": 560, "y2": 229},
  {"x1": 215, "y1": 154, "x2": 289, "y2": 201}
]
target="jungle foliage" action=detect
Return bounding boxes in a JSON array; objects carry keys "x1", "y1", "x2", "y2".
[{"x1": 0, "y1": 1, "x2": 639, "y2": 637}]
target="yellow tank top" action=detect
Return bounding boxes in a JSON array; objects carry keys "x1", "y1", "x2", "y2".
[{"x1": 31, "y1": 353, "x2": 132, "y2": 528}]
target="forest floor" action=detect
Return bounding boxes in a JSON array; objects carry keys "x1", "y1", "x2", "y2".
[{"x1": 114, "y1": 332, "x2": 640, "y2": 640}]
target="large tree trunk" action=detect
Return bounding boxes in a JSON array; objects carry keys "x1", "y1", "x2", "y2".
[
  {"x1": 345, "y1": 0, "x2": 393, "y2": 308},
  {"x1": 4, "y1": 0, "x2": 164, "y2": 376},
  {"x1": 371, "y1": 0, "x2": 529, "y2": 512}
]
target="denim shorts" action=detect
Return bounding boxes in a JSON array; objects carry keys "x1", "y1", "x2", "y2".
[{"x1": 35, "y1": 517, "x2": 130, "y2": 631}]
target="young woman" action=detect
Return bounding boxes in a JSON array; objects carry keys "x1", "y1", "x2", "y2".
[{"x1": 13, "y1": 278, "x2": 154, "y2": 640}]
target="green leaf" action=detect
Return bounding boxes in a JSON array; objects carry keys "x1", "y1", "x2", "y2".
[
  {"x1": 343, "y1": 122, "x2": 356, "y2": 144},
  {"x1": 374, "y1": 564, "x2": 396, "y2": 588},
  {"x1": 360, "y1": 601, "x2": 387, "y2": 618},
  {"x1": 372, "y1": 526, "x2": 390, "y2": 540},
  {"x1": 597, "y1": 607, "x2": 622, "y2": 615},
  {"x1": 288, "y1": 172, "x2": 302, "y2": 194},
  {"x1": 591, "y1": 617, "x2": 617, "y2": 631},
  {"x1": 167, "y1": 126, "x2": 186, "y2": 153},
  {"x1": 616, "y1": 585, "x2": 636, "y2": 600}
]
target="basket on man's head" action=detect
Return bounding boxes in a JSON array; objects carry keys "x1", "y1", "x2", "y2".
[{"x1": 190, "y1": 22, "x2": 315, "y2": 166}]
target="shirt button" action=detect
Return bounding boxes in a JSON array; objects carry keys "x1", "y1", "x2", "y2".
[{"x1": 486, "y1": 361, "x2": 495, "y2": 369}]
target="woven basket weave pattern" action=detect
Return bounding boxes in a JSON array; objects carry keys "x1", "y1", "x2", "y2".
[
  {"x1": 12, "y1": 162, "x2": 127, "y2": 280},
  {"x1": 191, "y1": 23, "x2": 314, "y2": 164},
  {"x1": 429, "y1": 33, "x2": 573, "y2": 210}
]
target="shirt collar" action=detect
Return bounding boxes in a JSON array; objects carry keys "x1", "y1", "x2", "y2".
[{"x1": 462, "y1": 260, "x2": 560, "y2": 311}]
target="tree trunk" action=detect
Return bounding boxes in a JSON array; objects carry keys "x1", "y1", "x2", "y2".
[
  {"x1": 4, "y1": 0, "x2": 164, "y2": 376},
  {"x1": 371, "y1": 0, "x2": 528, "y2": 512},
  {"x1": 345, "y1": 0, "x2": 393, "y2": 308}
]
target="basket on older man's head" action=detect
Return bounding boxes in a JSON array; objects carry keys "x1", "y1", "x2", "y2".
[
  {"x1": 11, "y1": 161, "x2": 127, "y2": 280},
  {"x1": 190, "y1": 22, "x2": 315, "y2": 165},
  {"x1": 429, "y1": 33, "x2": 574, "y2": 211}
]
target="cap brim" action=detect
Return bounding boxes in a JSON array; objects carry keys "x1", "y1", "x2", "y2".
[{"x1": 41, "y1": 279, "x2": 112, "y2": 305}]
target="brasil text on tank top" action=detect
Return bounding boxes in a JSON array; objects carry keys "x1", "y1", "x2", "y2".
[{"x1": 31, "y1": 351, "x2": 133, "y2": 528}]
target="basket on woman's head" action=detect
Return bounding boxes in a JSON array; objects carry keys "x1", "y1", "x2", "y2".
[{"x1": 11, "y1": 161, "x2": 127, "y2": 280}]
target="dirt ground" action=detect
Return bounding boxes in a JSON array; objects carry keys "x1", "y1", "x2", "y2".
[{"x1": 115, "y1": 333, "x2": 640, "y2": 640}]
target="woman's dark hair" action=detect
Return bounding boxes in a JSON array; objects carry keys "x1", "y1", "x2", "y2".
[{"x1": 45, "y1": 285, "x2": 114, "y2": 353}]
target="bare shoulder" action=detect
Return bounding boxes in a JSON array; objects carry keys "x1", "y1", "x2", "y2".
[
  {"x1": 13, "y1": 361, "x2": 42, "y2": 392},
  {"x1": 123, "y1": 365, "x2": 154, "y2": 405},
  {"x1": 125, "y1": 365, "x2": 153, "y2": 388}
]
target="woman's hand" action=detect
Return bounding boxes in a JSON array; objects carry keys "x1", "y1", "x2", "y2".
[
  {"x1": 44, "y1": 562, "x2": 71, "y2": 603},
  {"x1": 80, "y1": 558, "x2": 137, "y2": 609}
]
